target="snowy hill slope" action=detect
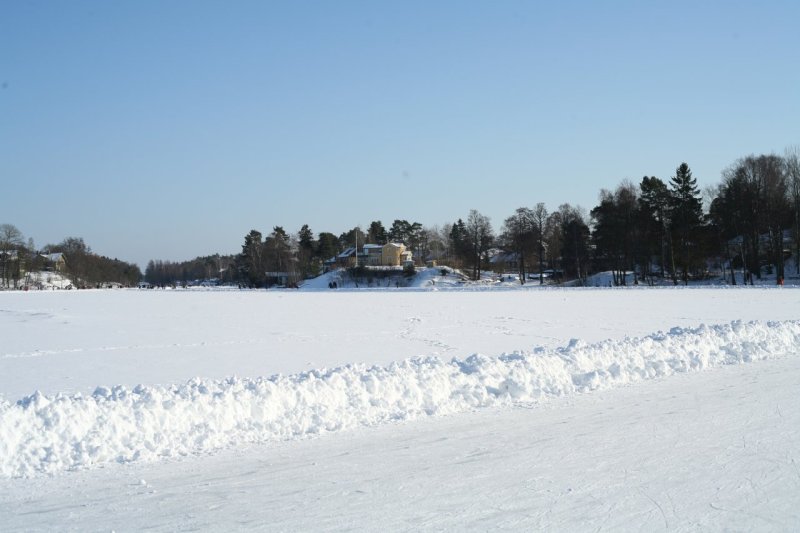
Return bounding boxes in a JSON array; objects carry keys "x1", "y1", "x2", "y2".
[
  {"x1": 302, "y1": 262, "x2": 800, "y2": 290},
  {"x1": 299, "y1": 266, "x2": 471, "y2": 290}
]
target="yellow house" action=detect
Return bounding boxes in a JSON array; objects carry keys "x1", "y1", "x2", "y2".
[{"x1": 381, "y1": 243, "x2": 413, "y2": 266}]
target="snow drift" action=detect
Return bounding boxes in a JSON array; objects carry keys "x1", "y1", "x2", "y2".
[{"x1": 2, "y1": 320, "x2": 799, "y2": 478}]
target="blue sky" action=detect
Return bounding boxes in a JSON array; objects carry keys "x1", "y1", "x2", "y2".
[{"x1": 2, "y1": 1, "x2": 798, "y2": 267}]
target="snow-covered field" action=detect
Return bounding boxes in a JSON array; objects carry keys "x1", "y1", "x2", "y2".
[{"x1": 1, "y1": 287, "x2": 799, "y2": 530}]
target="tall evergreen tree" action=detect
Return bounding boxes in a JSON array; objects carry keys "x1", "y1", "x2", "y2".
[
  {"x1": 265, "y1": 226, "x2": 292, "y2": 281},
  {"x1": 367, "y1": 221, "x2": 387, "y2": 244},
  {"x1": 406, "y1": 222, "x2": 424, "y2": 263},
  {"x1": 639, "y1": 176, "x2": 671, "y2": 280},
  {"x1": 316, "y1": 232, "x2": 340, "y2": 263},
  {"x1": 388, "y1": 220, "x2": 412, "y2": 244},
  {"x1": 448, "y1": 219, "x2": 470, "y2": 268},
  {"x1": 669, "y1": 163, "x2": 703, "y2": 284},
  {"x1": 237, "y1": 229, "x2": 264, "y2": 287},
  {"x1": 298, "y1": 225, "x2": 314, "y2": 251},
  {"x1": 297, "y1": 224, "x2": 317, "y2": 279}
]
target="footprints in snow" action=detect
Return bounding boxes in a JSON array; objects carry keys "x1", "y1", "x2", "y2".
[{"x1": 398, "y1": 316, "x2": 454, "y2": 352}]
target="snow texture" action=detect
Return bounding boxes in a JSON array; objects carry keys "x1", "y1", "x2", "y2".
[{"x1": 2, "y1": 319, "x2": 798, "y2": 478}]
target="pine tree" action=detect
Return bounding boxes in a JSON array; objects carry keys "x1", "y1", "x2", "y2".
[
  {"x1": 639, "y1": 176, "x2": 671, "y2": 280},
  {"x1": 388, "y1": 220, "x2": 412, "y2": 244},
  {"x1": 265, "y1": 226, "x2": 292, "y2": 281},
  {"x1": 298, "y1": 225, "x2": 314, "y2": 251},
  {"x1": 316, "y1": 232, "x2": 340, "y2": 263},
  {"x1": 238, "y1": 230, "x2": 264, "y2": 287},
  {"x1": 448, "y1": 218, "x2": 470, "y2": 269},
  {"x1": 669, "y1": 163, "x2": 703, "y2": 284},
  {"x1": 367, "y1": 221, "x2": 387, "y2": 244},
  {"x1": 297, "y1": 225, "x2": 317, "y2": 279}
]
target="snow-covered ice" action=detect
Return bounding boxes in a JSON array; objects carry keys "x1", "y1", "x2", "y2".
[
  {"x1": 1, "y1": 287, "x2": 799, "y2": 530},
  {"x1": 2, "y1": 287, "x2": 799, "y2": 399},
  {"x1": 2, "y1": 319, "x2": 799, "y2": 478}
]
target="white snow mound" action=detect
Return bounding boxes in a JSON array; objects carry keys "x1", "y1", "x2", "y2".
[{"x1": 1, "y1": 320, "x2": 799, "y2": 478}]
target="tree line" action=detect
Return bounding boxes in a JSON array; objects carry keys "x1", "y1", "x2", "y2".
[
  {"x1": 143, "y1": 146, "x2": 800, "y2": 288},
  {"x1": 0, "y1": 227, "x2": 142, "y2": 289},
  {"x1": 583, "y1": 149, "x2": 799, "y2": 286}
]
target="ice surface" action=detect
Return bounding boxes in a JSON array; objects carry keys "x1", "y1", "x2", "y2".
[
  {"x1": 2, "y1": 319, "x2": 798, "y2": 478},
  {"x1": 2, "y1": 287, "x2": 799, "y2": 400},
  {"x1": 2, "y1": 288, "x2": 799, "y2": 530}
]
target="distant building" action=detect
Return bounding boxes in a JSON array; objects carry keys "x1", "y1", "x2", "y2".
[
  {"x1": 326, "y1": 243, "x2": 414, "y2": 270},
  {"x1": 381, "y1": 243, "x2": 413, "y2": 267},
  {"x1": 363, "y1": 244, "x2": 384, "y2": 266},
  {"x1": 489, "y1": 251, "x2": 520, "y2": 273},
  {"x1": 336, "y1": 247, "x2": 358, "y2": 268},
  {"x1": 41, "y1": 253, "x2": 67, "y2": 273}
]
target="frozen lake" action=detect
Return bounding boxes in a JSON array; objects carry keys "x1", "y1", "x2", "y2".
[
  {"x1": 1, "y1": 287, "x2": 799, "y2": 399},
  {"x1": 1, "y1": 287, "x2": 799, "y2": 530}
]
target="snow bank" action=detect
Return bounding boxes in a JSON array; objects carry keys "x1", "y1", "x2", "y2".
[
  {"x1": 300, "y1": 266, "x2": 470, "y2": 290},
  {"x1": 2, "y1": 320, "x2": 799, "y2": 478}
]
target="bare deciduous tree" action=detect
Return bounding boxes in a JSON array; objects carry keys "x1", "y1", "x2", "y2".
[
  {"x1": 466, "y1": 210, "x2": 493, "y2": 280},
  {"x1": 531, "y1": 203, "x2": 548, "y2": 284},
  {"x1": 0, "y1": 224, "x2": 24, "y2": 288},
  {"x1": 785, "y1": 146, "x2": 800, "y2": 274},
  {"x1": 501, "y1": 208, "x2": 535, "y2": 284}
]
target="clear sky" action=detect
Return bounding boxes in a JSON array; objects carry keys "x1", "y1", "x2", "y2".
[{"x1": 2, "y1": 1, "x2": 798, "y2": 268}]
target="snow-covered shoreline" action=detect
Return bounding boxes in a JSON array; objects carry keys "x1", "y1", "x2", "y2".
[{"x1": 3, "y1": 319, "x2": 798, "y2": 478}]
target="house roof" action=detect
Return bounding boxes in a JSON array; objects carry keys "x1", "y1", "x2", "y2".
[
  {"x1": 42, "y1": 252, "x2": 65, "y2": 262},
  {"x1": 337, "y1": 247, "x2": 356, "y2": 258},
  {"x1": 489, "y1": 251, "x2": 520, "y2": 264}
]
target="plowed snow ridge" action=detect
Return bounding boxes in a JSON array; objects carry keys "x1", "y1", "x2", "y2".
[{"x1": 1, "y1": 320, "x2": 799, "y2": 478}]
